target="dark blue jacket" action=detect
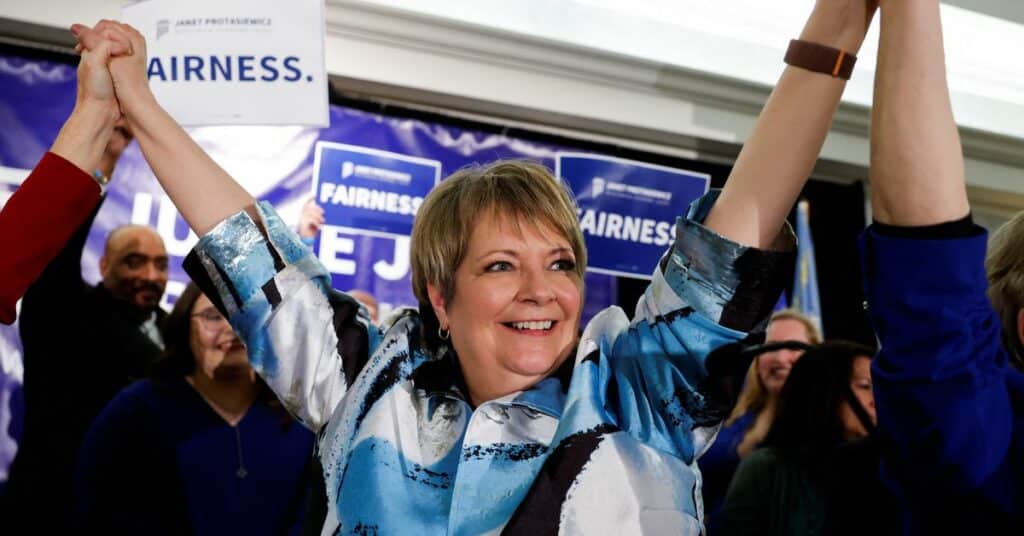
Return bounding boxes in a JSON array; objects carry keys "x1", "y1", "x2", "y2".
[{"x1": 861, "y1": 226, "x2": 1024, "y2": 532}]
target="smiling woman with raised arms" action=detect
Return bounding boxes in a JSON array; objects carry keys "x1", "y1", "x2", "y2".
[{"x1": 72, "y1": 1, "x2": 876, "y2": 532}]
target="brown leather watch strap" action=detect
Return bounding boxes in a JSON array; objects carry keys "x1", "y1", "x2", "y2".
[{"x1": 784, "y1": 39, "x2": 857, "y2": 80}]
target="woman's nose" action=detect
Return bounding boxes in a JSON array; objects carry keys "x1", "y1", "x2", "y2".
[{"x1": 518, "y1": 267, "x2": 555, "y2": 304}]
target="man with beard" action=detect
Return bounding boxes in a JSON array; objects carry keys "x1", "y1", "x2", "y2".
[{"x1": 1, "y1": 114, "x2": 169, "y2": 527}]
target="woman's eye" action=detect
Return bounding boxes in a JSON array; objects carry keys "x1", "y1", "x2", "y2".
[
  {"x1": 485, "y1": 261, "x2": 513, "y2": 272},
  {"x1": 551, "y1": 259, "x2": 576, "y2": 271}
]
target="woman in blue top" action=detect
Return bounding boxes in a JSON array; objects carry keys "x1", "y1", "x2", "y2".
[
  {"x1": 858, "y1": 0, "x2": 1024, "y2": 531},
  {"x1": 74, "y1": 283, "x2": 314, "y2": 534},
  {"x1": 71, "y1": 1, "x2": 878, "y2": 532}
]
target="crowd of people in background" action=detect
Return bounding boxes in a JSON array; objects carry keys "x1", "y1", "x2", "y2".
[
  {"x1": 699, "y1": 310, "x2": 823, "y2": 532},
  {"x1": 0, "y1": 0, "x2": 1021, "y2": 533}
]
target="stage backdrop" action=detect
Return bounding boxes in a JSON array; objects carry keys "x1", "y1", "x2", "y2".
[{"x1": 0, "y1": 48, "x2": 713, "y2": 480}]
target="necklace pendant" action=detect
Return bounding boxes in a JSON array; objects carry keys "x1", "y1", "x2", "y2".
[{"x1": 236, "y1": 467, "x2": 248, "y2": 479}]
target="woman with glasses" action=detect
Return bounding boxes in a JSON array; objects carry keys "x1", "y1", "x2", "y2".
[{"x1": 73, "y1": 283, "x2": 315, "y2": 534}]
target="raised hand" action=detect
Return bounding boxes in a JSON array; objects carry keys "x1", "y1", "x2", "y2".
[
  {"x1": 703, "y1": 0, "x2": 879, "y2": 249},
  {"x1": 69, "y1": 25, "x2": 124, "y2": 108},
  {"x1": 68, "y1": 19, "x2": 255, "y2": 235},
  {"x1": 48, "y1": 24, "x2": 129, "y2": 174},
  {"x1": 869, "y1": 0, "x2": 968, "y2": 225},
  {"x1": 72, "y1": 21, "x2": 153, "y2": 117},
  {"x1": 298, "y1": 198, "x2": 326, "y2": 240}
]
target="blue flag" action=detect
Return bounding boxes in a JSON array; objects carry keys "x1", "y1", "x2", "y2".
[
  {"x1": 773, "y1": 290, "x2": 789, "y2": 312},
  {"x1": 792, "y1": 200, "x2": 823, "y2": 336}
]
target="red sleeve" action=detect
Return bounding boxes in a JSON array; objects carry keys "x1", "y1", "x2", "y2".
[{"x1": 0, "y1": 152, "x2": 100, "y2": 324}]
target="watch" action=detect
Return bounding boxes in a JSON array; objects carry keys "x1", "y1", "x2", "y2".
[{"x1": 784, "y1": 39, "x2": 857, "y2": 80}]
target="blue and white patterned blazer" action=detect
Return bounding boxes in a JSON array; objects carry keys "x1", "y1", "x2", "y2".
[{"x1": 184, "y1": 192, "x2": 793, "y2": 535}]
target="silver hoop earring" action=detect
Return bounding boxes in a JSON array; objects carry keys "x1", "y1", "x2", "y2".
[{"x1": 438, "y1": 326, "x2": 450, "y2": 341}]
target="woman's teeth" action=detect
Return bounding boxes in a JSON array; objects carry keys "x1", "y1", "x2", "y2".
[{"x1": 510, "y1": 320, "x2": 553, "y2": 331}]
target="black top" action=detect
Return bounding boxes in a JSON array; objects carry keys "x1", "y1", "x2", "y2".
[
  {"x1": 720, "y1": 439, "x2": 901, "y2": 536},
  {"x1": 871, "y1": 213, "x2": 979, "y2": 239},
  {"x1": 2, "y1": 200, "x2": 166, "y2": 528}
]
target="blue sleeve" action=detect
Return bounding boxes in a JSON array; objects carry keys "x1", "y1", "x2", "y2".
[
  {"x1": 861, "y1": 226, "x2": 1018, "y2": 505},
  {"x1": 654, "y1": 190, "x2": 797, "y2": 333},
  {"x1": 183, "y1": 203, "x2": 382, "y2": 431},
  {"x1": 572, "y1": 191, "x2": 795, "y2": 463}
]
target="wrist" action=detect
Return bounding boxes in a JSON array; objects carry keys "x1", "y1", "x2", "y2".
[
  {"x1": 801, "y1": 3, "x2": 876, "y2": 55},
  {"x1": 70, "y1": 98, "x2": 119, "y2": 129},
  {"x1": 120, "y1": 87, "x2": 160, "y2": 129},
  {"x1": 50, "y1": 102, "x2": 118, "y2": 174}
]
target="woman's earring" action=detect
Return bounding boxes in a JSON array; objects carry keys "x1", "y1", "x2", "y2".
[{"x1": 438, "y1": 326, "x2": 450, "y2": 341}]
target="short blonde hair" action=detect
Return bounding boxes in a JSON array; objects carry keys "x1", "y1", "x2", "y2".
[
  {"x1": 725, "y1": 308, "x2": 822, "y2": 425},
  {"x1": 410, "y1": 160, "x2": 587, "y2": 307},
  {"x1": 986, "y1": 211, "x2": 1024, "y2": 363}
]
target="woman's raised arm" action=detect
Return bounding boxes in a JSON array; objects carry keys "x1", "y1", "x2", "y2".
[
  {"x1": 72, "y1": 22, "x2": 373, "y2": 432},
  {"x1": 868, "y1": 0, "x2": 968, "y2": 224},
  {"x1": 0, "y1": 34, "x2": 126, "y2": 323},
  {"x1": 73, "y1": 21, "x2": 255, "y2": 236},
  {"x1": 704, "y1": 1, "x2": 877, "y2": 249},
  {"x1": 860, "y1": 1, "x2": 1013, "y2": 525}
]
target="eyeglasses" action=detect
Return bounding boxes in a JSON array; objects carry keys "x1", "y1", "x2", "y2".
[{"x1": 192, "y1": 308, "x2": 230, "y2": 331}]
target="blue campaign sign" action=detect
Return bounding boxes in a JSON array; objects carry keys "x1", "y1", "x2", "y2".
[
  {"x1": 557, "y1": 153, "x2": 709, "y2": 279},
  {"x1": 312, "y1": 141, "x2": 442, "y2": 238}
]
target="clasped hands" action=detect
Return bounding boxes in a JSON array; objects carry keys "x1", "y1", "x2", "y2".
[{"x1": 69, "y1": 20, "x2": 152, "y2": 121}]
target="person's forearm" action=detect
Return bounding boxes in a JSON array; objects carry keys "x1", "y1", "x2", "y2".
[
  {"x1": 705, "y1": 2, "x2": 875, "y2": 248},
  {"x1": 121, "y1": 91, "x2": 256, "y2": 235},
  {"x1": 50, "y1": 101, "x2": 117, "y2": 174},
  {"x1": 0, "y1": 154, "x2": 100, "y2": 324},
  {"x1": 869, "y1": 0, "x2": 968, "y2": 226}
]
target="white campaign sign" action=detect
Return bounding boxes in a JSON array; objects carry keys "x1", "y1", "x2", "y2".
[{"x1": 122, "y1": 0, "x2": 328, "y2": 127}]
